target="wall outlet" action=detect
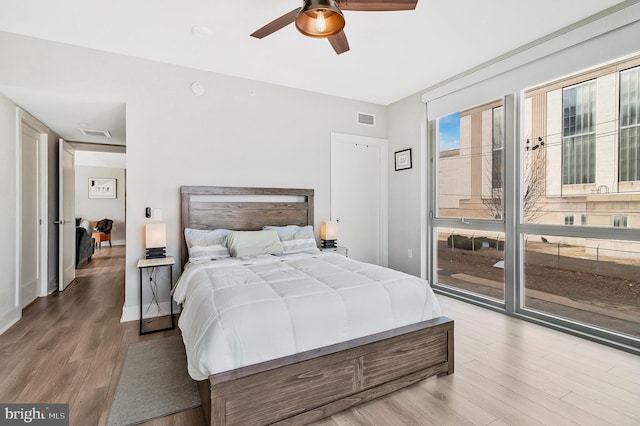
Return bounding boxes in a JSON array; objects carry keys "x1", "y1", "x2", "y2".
[{"x1": 408, "y1": 249, "x2": 413, "y2": 258}]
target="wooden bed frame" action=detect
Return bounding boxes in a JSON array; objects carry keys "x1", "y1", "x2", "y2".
[{"x1": 180, "y1": 185, "x2": 454, "y2": 425}]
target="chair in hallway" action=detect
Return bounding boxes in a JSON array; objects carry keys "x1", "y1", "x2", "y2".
[{"x1": 92, "y1": 218, "x2": 113, "y2": 248}]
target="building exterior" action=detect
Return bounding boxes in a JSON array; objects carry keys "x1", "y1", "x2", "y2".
[{"x1": 439, "y1": 54, "x2": 640, "y2": 257}]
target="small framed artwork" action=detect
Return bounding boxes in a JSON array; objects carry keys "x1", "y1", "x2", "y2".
[
  {"x1": 89, "y1": 178, "x2": 116, "y2": 199},
  {"x1": 395, "y1": 148, "x2": 412, "y2": 171}
]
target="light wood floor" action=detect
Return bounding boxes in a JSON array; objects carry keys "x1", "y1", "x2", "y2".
[{"x1": 1, "y1": 246, "x2": 639, "y2": 426}]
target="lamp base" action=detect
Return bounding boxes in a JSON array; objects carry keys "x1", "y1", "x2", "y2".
[
  {"x1": 321, "y1": 239, "x2": 337, "y2": 248},
  {"x1": 146, "y1": 247, "x2": 166, "y2": 259}
]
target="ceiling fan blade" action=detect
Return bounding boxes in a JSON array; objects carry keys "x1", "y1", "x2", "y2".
[
  {"x1": 338, "y1": 0, "x2": 418, "y2": 11},
  {"x1": 250, "y1": 8, "x2": 301, "y2": 39},
  {"x1": 328, "y1": 31, "x2": 350, "y2": 55}
]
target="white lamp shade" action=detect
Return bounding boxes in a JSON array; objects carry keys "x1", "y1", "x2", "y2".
[
  {"x1": 320, "y1": 221, "x2": 338, "y2": 240},
  {"x1": 145, "y1": 223, "x2": 167, "y2": 248}
]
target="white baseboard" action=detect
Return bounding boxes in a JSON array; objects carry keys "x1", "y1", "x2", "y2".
[
  {"x1": 120, "y1": 301, "x2": 180, "y2": 323},
  {"x1": 0, "y1": 307, "x2": 21, "y2": 335}
]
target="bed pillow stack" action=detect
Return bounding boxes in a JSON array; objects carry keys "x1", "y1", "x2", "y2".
[
  {"x1": 185, "y1": 225, "x2": 319, "y2": 263},
  {"x1": 184, "y1": 228, "x2": 232, "y2": 262}
]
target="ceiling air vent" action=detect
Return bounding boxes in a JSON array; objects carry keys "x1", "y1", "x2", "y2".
[
  {"x1": 357, "y1": 112, "x2": 375, "y2": 127},
  {"x1": 78, "y1": 128, "x2": 112, "y2": 138}
]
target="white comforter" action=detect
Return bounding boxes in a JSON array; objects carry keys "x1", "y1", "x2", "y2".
[{"x1": 173, "y1": 252, "x2": 442, "y2": 380}]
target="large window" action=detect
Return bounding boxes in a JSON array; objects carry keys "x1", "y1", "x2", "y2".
[
  {"x1": 434, "y1": 98, "x2": 506, "y2": 302},
  {"x1": 429, "y1": 52, "x2": 640, "y2": 354},
  {"x1": 562, "y1": 81, "x2": 596, "y2": 185},
  {"x1": 620, "y1": 66, "x2": 640, "y2": 182}
]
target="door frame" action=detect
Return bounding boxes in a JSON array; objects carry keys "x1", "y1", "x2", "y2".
[
  {"x1": 59, "y1": 139, "x2": 76, "y2": 291},
  {"x1": 16, "y1": 108, "x2": 49, "y2": 308},
  {"x1": 330, "y1": 132, "x2": 389, "y2": 266}
]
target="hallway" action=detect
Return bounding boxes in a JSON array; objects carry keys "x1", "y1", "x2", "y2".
[{"x1": 0, "y1": 246, "x2": 192, "y2": 425}]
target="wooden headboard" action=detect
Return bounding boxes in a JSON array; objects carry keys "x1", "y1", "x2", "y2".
[{"x1": 180, "y1": 186, "x2": 314, "y2": 268}]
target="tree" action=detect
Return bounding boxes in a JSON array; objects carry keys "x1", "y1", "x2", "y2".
[{"x1": 482, "y1": 139, "x2": 546, "y2": 222}]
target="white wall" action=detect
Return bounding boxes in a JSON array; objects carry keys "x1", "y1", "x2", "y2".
[
  {"x1": 387, "y1": 94, "x2": 423, "y2": 276},
  {"x1": 74, "y1": 166, "x2": 126, "y2": 244},
  {"x1": 0, "y1": 31, "x2": 387, "y2": 322},
  {"x1": 0, "y1": 93, "x2": 19, "y2": 333}
]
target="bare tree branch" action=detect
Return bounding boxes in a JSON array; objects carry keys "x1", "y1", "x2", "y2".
[{"x1": 482, "y1": 145, "x2": 546, "y2": 222}]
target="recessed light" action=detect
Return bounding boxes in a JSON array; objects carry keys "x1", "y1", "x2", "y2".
[{"x1": 191, "y1": 25, "x2": 213, "y2": 38}]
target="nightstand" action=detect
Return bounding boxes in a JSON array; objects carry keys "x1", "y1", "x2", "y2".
[
  {"x1": 319, "y1": 246, "x2": 348, "y2": 257},
  {"x1": 137, "y1": 256, "x2": 175, "y2": 335}
]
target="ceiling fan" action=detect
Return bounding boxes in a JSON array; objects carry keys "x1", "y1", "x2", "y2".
[{"x1": 250, "y1": 0, "x2": 419, "y2": 55}]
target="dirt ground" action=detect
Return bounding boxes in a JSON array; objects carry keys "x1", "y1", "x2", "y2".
[{"x1": 437, "y1": 240, "x2": 640, "y2": 307}]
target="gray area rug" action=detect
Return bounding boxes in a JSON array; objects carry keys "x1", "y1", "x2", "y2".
[{"x1": 106, "y1": 335, "x2": 201, "y2": 426}]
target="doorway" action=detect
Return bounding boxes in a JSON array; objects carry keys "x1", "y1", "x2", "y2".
[
  {"x1": 330, "y1": 132, "x2": 388, "y2": 266},
  {"x1": 71, "y1": 146, "x2": 126, "y2": 263}
]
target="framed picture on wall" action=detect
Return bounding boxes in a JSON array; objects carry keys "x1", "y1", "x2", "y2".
[
  {"x1": 89, "y1": 178, "x2": 116, "y2": 199},
  {"x1": 394, "y1": 148, "x2": 412, "y2": 171}
]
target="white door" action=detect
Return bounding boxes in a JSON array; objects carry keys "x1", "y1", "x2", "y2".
[
  {"x1": 20, "y1": 125, "x2": 41, "y2": 307},
  {"x1": 18, "y1": 110, "x2": 50, "y2": 304},
  {"x1": 20, "y1": 124, "x2": 41, "y2": 308},
  {"x1": 59, "y1": 139, "x2": 75, "y2": 291},
  {"x1": 331, "y1": 133, "x2": 388, "y2": 266}
]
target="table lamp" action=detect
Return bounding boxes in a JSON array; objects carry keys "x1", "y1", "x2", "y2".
[
  {"x1": 320, "y1": 221, "x2": 337, "y2": 248},
  {"x1": 145, "y1": 223, "x2": 167, "y2": 259}
]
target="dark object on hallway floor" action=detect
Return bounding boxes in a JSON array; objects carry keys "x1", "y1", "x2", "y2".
[{"x1": 76, "y1": 223, "x2": 94, "y2": 267}]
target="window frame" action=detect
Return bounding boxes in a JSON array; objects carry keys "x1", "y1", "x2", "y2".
[{"x1": 428, "y1": 89, "x2": 640, "y2": 356}]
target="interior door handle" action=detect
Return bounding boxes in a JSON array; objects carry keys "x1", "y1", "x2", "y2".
[{"x1": 54, "y1": 220, "x2": 66, "y2": 225}]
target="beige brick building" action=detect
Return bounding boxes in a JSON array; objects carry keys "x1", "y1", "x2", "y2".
[{"x1": 439, "y1": 54, "x2": 640, "y2": 257}]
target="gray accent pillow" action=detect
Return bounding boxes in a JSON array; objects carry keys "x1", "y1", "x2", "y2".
[{"x1": 224, "y1": 230, "x2": 284, "y2": 257}]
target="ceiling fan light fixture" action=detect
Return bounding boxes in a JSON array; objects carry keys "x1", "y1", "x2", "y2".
[{"x1": 295, "y1": 0, "x2": 345, "y2": 38}]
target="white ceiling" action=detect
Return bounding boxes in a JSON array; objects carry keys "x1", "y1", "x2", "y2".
[
  {"x1": 0, "y1": 86, "x2": 127, "y2": 146},
  {"x1": 0, "y1": 0, "x2": 628, "y2": 146}
]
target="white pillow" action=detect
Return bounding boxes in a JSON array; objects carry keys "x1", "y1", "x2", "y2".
[
  {"x1": 184, "y1": 228, "x2": 232, "y2": 262},
  {"x1": 263, "y1": 225, "x2": 319, "y2": 254},
  {"x1": 224, "y1": 230, "x2": 283, "y2": 258}
]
